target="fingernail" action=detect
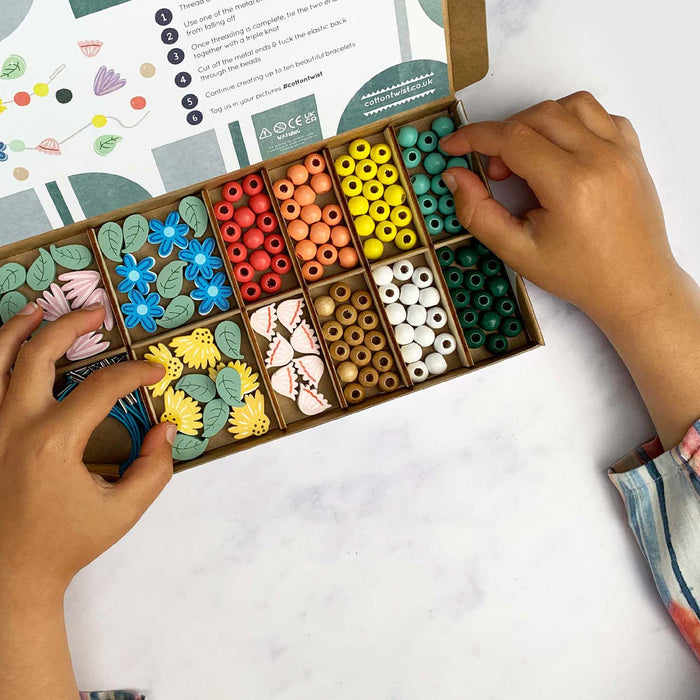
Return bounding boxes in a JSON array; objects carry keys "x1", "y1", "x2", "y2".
[
  {"x1": 17, "y1": 301, "x2": 39, "y2": 315},
  {"x1": 165, "y1": 423, "x2": 178, "y2": 445},
  {"x1": 439, "y1": 133, "x2": 455, "y2": 149},
  {"x1": 442, "y1": 170, "x2": 457, "y2": 193},
  {"x1": 146, "y1": 360, "x2": 166, "y2": 375},
  {"x1": 84, "y1": 302, "x2": 103, "y2": 311}
]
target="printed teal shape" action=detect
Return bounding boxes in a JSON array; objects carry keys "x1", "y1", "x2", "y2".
[
  {"x1": 337, "y1": 60, "x2": 450, "y2": 133},
  {"x1": 68, "y1": 0, "x2": 131, "y2": 19},
  {"x1": 0, "y1": 189, "x2": 51, "y2": 245},
  {"x1": 1, "y1": 0, "x2": 34, "y2": 42},
  {"x1": 418, "y1": 0, "x2": 444, "y2": 27},
  {"x1": 68, "y1": 173, "x2": 150, "y2": 219}
]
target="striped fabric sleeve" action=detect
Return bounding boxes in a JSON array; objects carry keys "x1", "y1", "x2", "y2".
[
  {"x1": 79, "y1": 691, "x2": 145, "y2": 699},
  {"x1": 609, "y1": 419, "x2": 700, "y2": 660}
]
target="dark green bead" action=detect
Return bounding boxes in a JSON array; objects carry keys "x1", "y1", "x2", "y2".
[
  {"x1": 444, "y1": 266, "x2": 464, "y2": 289},
  {"x1": 500, "y1": 317, "x2": 523, "y2": 338},
  {"x1": 425, "y1": 214, "x2": 444, "y2": 236},
  {"x1": 472, "y1": 290, "x2": 493, "y2": 311},
  {"x1": 486, "y1": 334, "x2": 509, "y2": 355},
  {"x1": 466, "y1": 327, "x2": 486, "y2": 349},
  {"x1": 494, "y1": 297, "x2": 516, "y2": 317},
  {"x1": 479, "y1": 255, "x2": 502, "y2": 277},
  {"x1": 459, "y1": 307, "x2": 479, "y2": 329},
  {"x1": 438, "y1": 193, "x2": 456, "y2": 215},
  {"x1": 397, "y1": 125, "x2": 418, "y2": 148},
  {"x1": 450, "y1": 288, "x2": 470, "y2": 309},
  {"x1": 430, "y1": 174, "x2": 449, "y2": 195},
  {"x1": 418, "y1": 194, "x2": 437, "y2": 215},
  {"x1": 424, "y1": 152, "x2": 447, "y2": 175},
  {"x1": 444, "y1": 215, "x2": 463, "y2": 235},
  {"x1": 437, "y1": 246, "x2": 455, "y2": 267},
  {"x1": 410, "y1": 173, "x2": 430, "y2": 196},
  {"x1": 474, "y1": 241, "x2": 490, "y2": 256},
  {"x1": 487, "y1": 276, "x2": 509, "y2": 298},
  {"x1": 417, "y1": 130, "x2": 439, "y2": 153},
  {"x1": 464, "y1": 270, "x2": 485, "y2": 291},
  {"x1": 455, "y1": 245, "x2": 478, "y2": 268},
  {"x1": 402, "y1": 147, "x2": 422, "y2": 169},
  {"x1": 446, "y1": 156, "x2": 469, "y2": 169},
  {"x1": 431, "y1": 115, "x2": 455, "y2": 138},
  {"x1": 479, "y1": 310, "x2": 500, "y2": 332}
]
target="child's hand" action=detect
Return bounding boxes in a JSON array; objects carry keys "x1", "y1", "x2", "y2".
[
  {"x1": 441, "y1": 91, "x2": 680, "y2": 325},
  {"x1": 0, "y1": 303, "x2": 175, "y2": 604}
]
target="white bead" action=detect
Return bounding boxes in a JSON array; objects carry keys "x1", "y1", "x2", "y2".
[
  {"x1": 379, "y1": 283, "x2": 399, "y2": 304},
  {"x1": 394, "y1": 323, "x2": 415, "y2": 345},
  {"x1": 408, "y1": 360, "x2": 429, "y2": 383},
  {"x1": 412, "y1": 266, "x2": 433, "y2": 288},
  {"x1": 418, "y1": 286, "x2": 440, "y2": 308},
  {"x1": 426, "y1": 306, "x2": 448, "y2": 329},
  {"x1": 385, "y1": 302, "x2": 406, "y2": 326},
  {"x1": 392, "y1": 259, "x2": 414, "y2": 281},
  {"x1": 406, "y1": 304, "x2": 427, "y2": 327},
  {"x1": 400, "y1": 342, "x2": 422, "y2": 364},
  {"x1": 434, "y1": 332, "x2": 457, "y2": 355},
  {"x1": 425, "y1": 352, "x2": 448, "y2": 376},
  {"x1": 399, "y1": 283, "x2": 420, "y2": 306},
  {"x1": 373, "y1": 265, "x2": 393, "y2": 286},
  {"x1": 413, "y1": 325, "x2": 436, "y2": 348}
]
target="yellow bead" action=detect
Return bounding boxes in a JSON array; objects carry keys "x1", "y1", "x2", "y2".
[
  {"x1": 354, "y1": 214, "x2": 376, "y2": 237},
  {"x1": 390, "y1": 205, "x2": 413, "y2": 227},
  {"x1": 335, "y1": 155, "x2": 356, "y2": 177},
  {"x1": 363, "y1": 238, "x2": 384, "y2": 260},
  {"x1": 375, "y1": 221, "x2": 397, "y2": 243},
  {"x1": 92, "y1": 114, "x2": 107, "y2": 128},
  {"x1": 341, "y1": 175, "x2": 362, "y2": 198},
  {"x1": 384, "y1": 184, "x2": 407, "y2": 207},
  {"x1": 370, "y1": 143, "x2": 392, "y2": 164},
  {"x1": 348, "y1": 138, "x2": 371, "y2": 160},
  {"x1": 355, "y1": 159, "x2": 378, "y2": 181},
  {"x1": 348, "y1": 195, "x2": 369, "y2": 217},
  {"x1": 377, "y1": 164, "x2": 399, "y2": 185},
  {"x1": 362, "y1": 179, "x2": 384, "y2": 201},
  {"x1": 368, "y1": 200, "x2": 390, "y2": 222},
  {"x1": 33, "y1": 82, "x2": 49, "y2": 97},
  {"x1": 395, "y1": 228, "x2": 418, "y2": 250}
]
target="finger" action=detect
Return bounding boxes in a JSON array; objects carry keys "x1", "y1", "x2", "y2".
[
  {"x1": 611, "y1": 115, "x2": 642, "y2": 151},
  {"x1": 486, "y1": 156, "x2": 512, "y2": 181},
  {"x1": 7, "y1": 306, "x2": 106, "y2": 413},
  {"x1": 557, "y1": 91, "x2": 619, "y2": 141},
  {"x1": 0, "y1": 302, "x2": 43, "y2": 403},
  {"x1": 57, "y1": 360, "x2": 166, "y2": 445},
  {"x1": 442, "y1": 168, "x2": 536, "y2": 271}
]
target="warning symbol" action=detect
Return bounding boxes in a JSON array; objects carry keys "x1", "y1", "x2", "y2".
[{"x1": 259, "y1": 127, "x2": 272, "y2": 139}]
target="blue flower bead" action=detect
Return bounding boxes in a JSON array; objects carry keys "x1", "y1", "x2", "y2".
[
  {"x1": 178, "y1": 237, "x2": 223, "y2": 281},
  {"x1": 148, "y1": 211, "x2": 189, "y2": 257},
  {"x1": 122, "y1": 290, "x2": 164, "y2": 333},
  {"x1": 191, "y1": 272, "x2": 232, "y2": 315},
  {"x1": 115, "y1": 254, "x2": 157, "y2": 294}
]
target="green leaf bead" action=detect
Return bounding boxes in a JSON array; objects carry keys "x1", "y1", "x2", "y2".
[
  {"x1": 402, "y1": 147, "x2": 422, "y2": 169},
  {"x1": 424, "y1": 214, "x2": 444, "y2": 236},
  {"x1": 443, "y1": 266, "x2": 464, "y2": 289},
  {"x1": 397, "y1": 125, "x2": 418, "y2": 149},
  {"x1": 465, "y1": 327, "x2": 486, "y2": 349},
  {"x1": 494, "y1": 297, "x2": 517, "y2": 317},
  {"x1": 437, "y1": 246, "x2": 455, "y2": 268},
  {"x1": 179, "y1": 196, "x2": 209, "y2": 238},
  {"x1": 486, "y1": 333, "x2": 509, "y2": 355},
  {"x1": 446, "y1": 156, "x2": 470, "y2": 170},
  {"x1": 423, "y1": 152, "x2": 447, "y2": 175},
  {"x1": 431, "y1": 116, "x2": 455, "y2": 138},
  {"x1": 122, "y1": 215, "x2": 149, "y2": 254},
  {"x1": 27, "y1": 248, "x2": 56, "y2": 291},
  {"x1": 157, "y1": 260, "x2": 187, "y2": 299},
  {"x1": 444, "y1": 214, "x2": 463, "y2": 235},
  {"x1": 216, "y1": 366, "x2": 242, "y2": 406},
  {"x1": 156, "y1": 295, "x2": 195, "y2": 329},
  {"x1": 472, "y1": 290, "x2": 493, "y2": 311},
  {"x1": 464, "y1": 270, "x2": 485, "y2": 292},
  {"x1": 458, "y1": 307, "x2": 479, "y2": 330},
  {"x1": 175, "y1": 374, "x2": 217, "y2": 403},
  {"x1": 0, "y1": 290, "x2": 28, "y2": 322},
  {"x1": 487, "y1": 276, "x2": 510, "y2": 298},
  {"x1": 500, "y1": 317, "x2": 523, "y2": 338},
  {"x1": 430, "y1": 174, "x2": 449, "y2": 196},
  {"x1": 215, "y1": 320, "x2": 244, "y2": 360},
  {"x1": 418, "y1": 194, "x2": 437, "y2": 215},
  {"x1": 0, "y1": 262, "x2": 26, "y2": 293},
  {"x1": 450, "y1": 288, "x2": 470, "y2": 309},
  {"x1": 201, "y1": 398, "x2": 230, "y2": 438},
  {"x1": 172, "y1": 433, "x2": 209, "y2": 461},
  {"x1": 479, "y1": 310, "x2": 500, "y2": 332},
  {"x1": 97, "y1": 222, "x2": 124, "y2": 262},
  {"x1": 410, "y1": 173, "x2": 430, "y2": 196},
  {"x1": 416, "y1": 130, "x2": 438, "y2": 153},
  {"x1": 438, "y1": 194, "x2": 456, "y2": 216},
  {"x1": 455, "y1": 245, "x2": 478, "y2": 268},
  {"x1": 50, "y1": 244, "x2": 92, "y2": 270},
  {"x1": 479, "y1": 255, "x2": 503, "y2": 277}
]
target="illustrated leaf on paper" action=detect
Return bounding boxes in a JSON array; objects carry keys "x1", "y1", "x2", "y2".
[
  {"x1": 0, "y1": 262, "x2": 26, "y2": 294},
  {"x1": 50, "y1": 244, "x2": 92, "y2": 271},
  {"x1": 26, "y1": 248, "x2": 56, "y2": 291},
  {"x1": 216, "y1": 366, "x2": 243, "y2": 406},
  {"x1": 171, "y1": 433, "x2": 209, "y2": 461},
  {"x1": 156, "y1": 260, "x2": 187, "y2": 299},
  {"x1": 175, "y1": 374, "x2": 217, "y2": 403},
  {"x1": 202, "y1": 398, "x2": 230, "y2": 438},
  {"x1": 0, "y1": 55, "x2": 26, "y2": 80},
  {"x1": 97, "y1": 221, "x2": 123, "y2": 262},
  {"x1": 156, "y1": 295, "x2": 194, "y2": 329},
  {"x1": 94, "y1": 135, "x2": 122, "y2": 156},
  {"x1": 179, "y1": 196, "x2": 208, "y2": 237},
  {"x1": 215, "y1": 320, "x2": 243, "y2": 360},
  {"x1": 0, "y1": 291, "x2": 28, "y2": 322},
  {"x1": 122, "y1": 214, "x2": 149, "y2": 254}
]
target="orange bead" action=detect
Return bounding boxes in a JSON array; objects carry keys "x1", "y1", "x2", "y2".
[
  {"x1": 304, "y1": 152, "x2": 326, "y2": 174},
  {"x1": 309, "y1": 221, "x2": 331, "y2": 245},
  {"x1": 280, "y1": 199, "x2": 300, "y2": 220},
  {"x1": 317, "y1": 243, "x2": 338, "y2": 266},
  {"x1": 295, "y1": 239, "x2": 317, "y2": 261},
  {"x1": 322, "y1": 204, "x2": 343, "y2": 226},
  {"x1": 338, "y1": 246, "x2": 359, "y2": 269},
  {"x1": 310, "y1": 172, "x2": 333, "y2": 194},
  {"x1": 330, "y1": 225, "x2": 351, "y2": 247},
  {"x1": 300, "y1": 203, "x2": 322, "y2": 224},
  {"x1": 287, "y1": 163, "x2": 309, "y2": 186},
  {"x1": 273, "y1": 178, "x2": 294, "y2": 200},
  {"x1": 302, "y1": 260, "x2": 324, "y2": 281},
  {"x1": 287, "y1": 219, "x2": 309, "y2": 241},
  {"x1": 293, "y1": 184, "x2": 316, "y2": 207}
]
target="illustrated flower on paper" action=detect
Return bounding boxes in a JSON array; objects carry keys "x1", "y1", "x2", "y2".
[
  {"x1": 93, "y1": 66, "x2": 126, "y2": 96},
  {"x1": 115, "y1": 254, "x2": 156, "y2": 294},
  {"x1": 191, "y1": 272, "x2": 232, "y2": 315},
  {"x1": 145, "y1": 342, "x2": 184, "y2": 397},
  {"x1": 0, "y1": 102, "x2": 6, "y2": 115},
  {"x1": 179, "y1": 237, "x2": 222, "y2": 281},
  {"x1": 228, "y1": 390, "x2": 270, "y2": 440},
  {"x1": 148, "y1": 212, "x2": 189, "y2": 257},
  {"x1": 161, "y1": 386, "x2": 203, "y2": 436},
  {"x1": 170, "y1": 328, "x2": 221, "y2": 369},
  {"x1": 122, "y1": 290, "x2": 164, "y2": 333},
  {"x1": 0, "y1": 142, "x2": 7, "y2": 162},
  {"x1": 208, "y1": 360, "x2": 259, "y2": 396}
]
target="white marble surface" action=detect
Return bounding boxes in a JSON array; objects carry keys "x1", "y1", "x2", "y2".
[{"x1": 65, "y1": 1, "x2": 700, "y2": 697}]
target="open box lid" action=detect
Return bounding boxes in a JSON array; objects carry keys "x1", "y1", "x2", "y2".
[{"x1": 445, "y1": 0, "x2": 489, "y2": 92}]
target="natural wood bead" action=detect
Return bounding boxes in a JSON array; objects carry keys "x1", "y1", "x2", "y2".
[
  {"x1": 364, "y1": 330, "x2": 386, "y2": 352},
  {"x1": 322, "y1": 320, "x2": 343, "y2": 342},
  {"x1": 351, "y1": 290, "x2": 372, "y2": 311},
  {"x1": 337, "y1": 360, "x2": 359, "y2": 383},
  {"x1": 330, "y1": 282, "x2": 351, "y2": 303},
  {"x1": 343, "y1": 325, "x2": 364, "y2": 346},
  {"x1": 358, "y1": 310, "x2": 379, "y2": 331},
  {"x1": 372, "y1": 350, "x2": 394, "y2": 372},
  {"x1": 329, "y1": 340, "x2": 350, "y2": 362},
  {"x1": 358, "y1": 366, "x2": 379, "y2": 388},
  {"x1": 344, "y1": 382, "x2": 365, "y2": 405},
  {"x1": 378, "y1": 371, "x2": 400, "y2": 392},
  {"x1": 314, "y1": 295, "x2": 335, "y2": 318},
  {"x1": 335, "y1": 304, "x2": 357, "y2": 326},
  {"x1": 349, "y1": 345, "x2": 372, "y2": 367}
]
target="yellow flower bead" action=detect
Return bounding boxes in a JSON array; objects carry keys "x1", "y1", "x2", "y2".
[
  {"x1": 377, "y1": 164, "x2": 399, "y2": 185},
  {"x1": 354, "y1": 214, "x2": 375, "y2": 237},
  {"x1": 390, "y1": 205, "x2": 413, "y2": 227},
  {"x1": 341, "y1": 175, "x2": 363, "y2": 198},
  {"x1": 375, "y1": 221, "x2": 397, "y2": 243},
  {"x1": 348, "y1": 138, "x2": 371, "y2": 160},
  {"x1": 335, "y1": 154, "x2": 356, "y2": 177},
  {"x1": 355, "y1": 158, "x2": 378, "y2": 181},
  {"x1": 34, "y1": 82, "x2": 49, "y2": 97},
  {"x1": 368, "y1": 200, "x2": 390, "y2": 222},
  {"x1": 384, "y1": 184, "x2": 407, "y2": 207},
  {"x1": 363, "y1": 238, "x2": 384, "y2": 260},
  {"x1": 348, "y1": 195, "x2": 369, "y2": 217},
  {"x1": 395, "y1": 228, "x2": 418, "y2": 250},
  {"x1": 92, "y1": 114, "x2": 107, "y2": 128},
  {"x1": 370, "y1": 142, "x2": 392, "y2": 164},
  {"x1": 362, "y1": 180, "x2": 384, "y2": 201}
]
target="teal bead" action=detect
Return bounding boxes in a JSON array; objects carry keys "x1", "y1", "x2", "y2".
[
  {"x1": 423, "y1": 152, "x2": 447, "y2": 175},
  {"x1": 495, "y1": 297, "x2": 517, "y2": 317},
  {"x1": 402, "y1": 147, "x2": 422, "y2": 169},
  {"x1": 437, "y1": 246, "x2": 455, "y2": 267},
  {"x1": 447, "y1": 156, "x2": 470, "y2": 169},
  {"x1": 500, "y1": 317, "x2": 523, "y2": 338},
  {"x1": 450, "y1": 288, "x2": 470, "y2": 309},
  {"x1": 472, "y1": 290, "x2": 493, "y2": 311},
  {"x1": 444, "y1": 214, "x2": 463, "y2": 235},
  {"x1": 479, "y1": 310, "x2": 500, "y2": 332},
  {"x1": 479, "y1": 255, "x2": 502, "y2": 277},
  {"x1": 9, "y1": 139, "x2": 25, "y2": 152},
  {"x1": 466, "y1": 327, "x2": 486, "y2": 349},
  {"x1": 464, "y1": 270, "x2": 485, "y2": 291},
  {"x1": 438, "y1": 193, "x2": 455, "y2": 215},
  {"x1": 430, "y1": 174, "x2": 449, "y2": 195},
  {"x1": 444, "y1": 266, "x2": 464, "y2": 289},
  {"x1": 411, "y1": 173, "x2": 430, "y2": 196},
  {"x1": 431, "y1": 115, "x2": 455, "y2": 138},
  {"x1": 397, "y1": 125, "x2": 418, "y2": 148},
  {"x1": 458, "y1": 307, "x2": 479, "y2": 329},
  {"x1": 487, "y1": 276, "x2": 509, "y2": 298},
  {"x1": 424, "y1": 214, "x2": 444, "y2": 236},
  {"x1": 417, "y1": 130, "x2": 439, "y2": 153},
  {"x1": 474, "y1": 241, "x2": 490, "y2": 256},
  {"x1": 418, "y1": 193, "x2": 438, "y2": 215},
  {"x1": 486, "y1": 334, "x2": 509, "y2": 355},
  {"x1": 455, "y1": 245, "x2": 478, "y2": 268}
]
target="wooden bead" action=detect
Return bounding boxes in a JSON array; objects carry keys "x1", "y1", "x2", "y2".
[
  {"x1": 330, "y1": 225, "x2": 351, "y2": 248},
  {"x1": 344, "y1": 382, "x2": 365, "y2": 405},
  {"x1": 372, "y1": 350, "x2": 394, "y2": 372},
  {"x1": 358, "y1": 310, "x2": 379, "y2": 330},
  {"x1": 300, "y1": 203, "x2": 322, "y2": 225},
  {"x1": 338, "y1": 246, "x2": 359, "y2": 269},
  {"x1": 287, "y1": 163, "x2": 309, "y2": 185},
  {"x1": 335, "y1": 303, "x2": 357, "y2": 326},
  {"x1": 330, "y1": 282, "x2": 351, "y2": 303},
  {"x1": 337, "y1": 360, "x2": 359, "y2": 383},
  {"x1": 343, "y1": 325, "x2": 365, "y2": 346},
  {"x1": 364, "y1": 330, "x2": 386, "y2": 352},
  {"x1": 349, "y1": 345, "x2": 372, "y2": 367},
  {"x1": 287, "y1": 219, "x2": 309, "y2": 241},
  {"x1": 350, "y1": 290, "x2": 372, "y2": 311},
  {"x1": 317, "y1": 244, "x2": 338, "y2": 266},
  {"x1": 295, "y1": 239, "x2": 317, "y2": 261},
  {"x1": 302, "y1": 260, "x2": 324, "y2": 282},
  {"x1": 304, "y1": 152, "x2": 326, "y2": 174},
  {"x1": 293, "y1": 184, "x2": 316, "y2": 207},
  {"x1": 329, "y1": 340, "x2": 350, "y2": 361},
  {"x1": 378, "y1": 371, "x2": 400, "y2": 392},
  {"x1": 314, "y1": 295, "x2": 335, "y2": 318},
  {"x1": 358, "y1": 366, "x2": 379, "y2": 388},
  {"x1": 322, "y1": 320, "x2": 343, "y2": 342},
  {"x1": 311, "y1": 173, "x2": 333, "y2": 194},
  {"x1": 273, "y1": 178, "x2": 294, "y2": 200}
]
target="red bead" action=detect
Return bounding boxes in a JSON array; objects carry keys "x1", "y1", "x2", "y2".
[
  {"x1": 242, "y1": 174, "x2": 264, "y2": 196},
  {"x1": 260, "y1": 272, "x2": 282, "y2": 294},
  {"x1": 214, "y1": 200, "x2": 234, "y2": 222},
  {"x1": 131, "y1": 96, "x2": 147, "y2": 110},
  {"x1": 242, "y1": 227, "x2": 264, "y2": 250},
  {"x1": 14, "y1": 92, "x2": 30, "y2": 107},
  {"x1": 226, "y1": 242, "x2": 247, "y2": 264},
  {"x1": 234, "y1": 261, "x2": 255, "y2": 283},
  {"x1": 222, "y1": 181, "x2": 244, "y2": 203},
  {"x1": 271, "y1": 254, "x2": 292, "y2": 275},
  {"x1": 233, "y1": 205, "x2": 255, "y2": 228},
  {"x1": 249, "y1": 249, "x2": 271, "y2": 271},
  {"x1": 257, "y1": 212, "x2": 278, "y2": 233},
  {"x1": 241, "y1": 281, "x2": 262, "y2": 302},
  {"x1": 249, "y1": 192, "x2": 271, "y2": 214},
  {"x1": 220, "y1": 221, "x2": 241, "y2": 243},
  {"x1": 263, "y1": 233, "x2": 285, "y2": 255}
]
